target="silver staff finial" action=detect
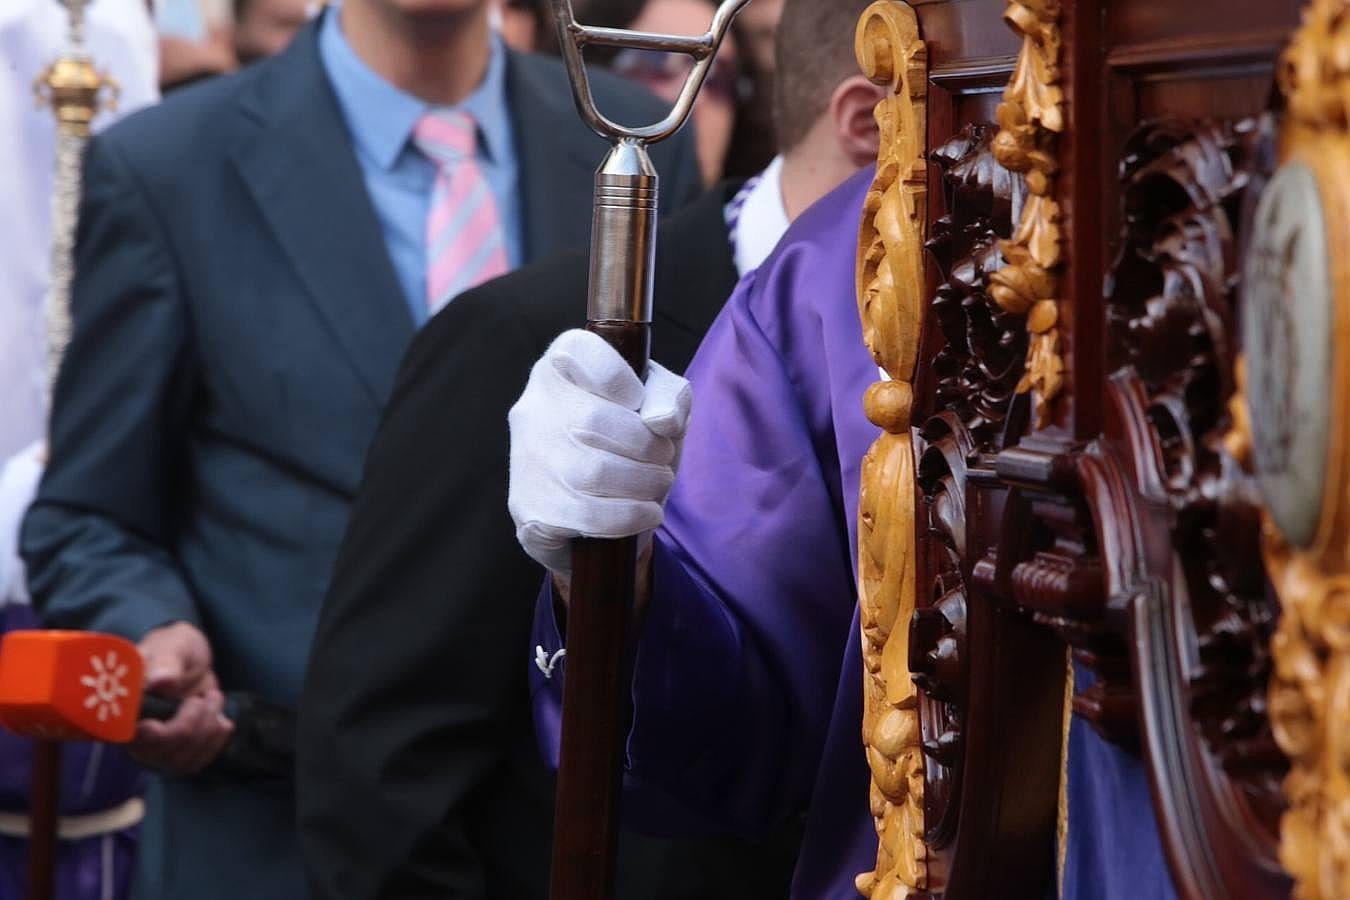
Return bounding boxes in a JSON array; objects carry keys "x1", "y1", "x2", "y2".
[{"x1": 550, "y1": 0, "x2": 752, "y2": 144}]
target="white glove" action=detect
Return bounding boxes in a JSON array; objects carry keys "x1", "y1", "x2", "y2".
[
  {"x1": 0, "y1": 441, "x2": 45, "y2": 607},
  {"x1": 508, "y1": 329, "x2": 692, "y2": 579}
]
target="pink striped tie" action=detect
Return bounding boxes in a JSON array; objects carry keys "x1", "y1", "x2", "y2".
[{"x1": 414, "y1": 110, "x2": 510, "y2": 314}]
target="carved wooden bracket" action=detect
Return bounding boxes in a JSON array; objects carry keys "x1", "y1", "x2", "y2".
[{"x1": 984, "y1": 441, "x2": 1137, "y2": 745}]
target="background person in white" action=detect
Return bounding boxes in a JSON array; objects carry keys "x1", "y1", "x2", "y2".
[
  {"x1": 0, "y1": 0, "x2": 159, "y2": 604},
  {"x1": 0, "y1": 5, "x2": 157, "y2": 897}
]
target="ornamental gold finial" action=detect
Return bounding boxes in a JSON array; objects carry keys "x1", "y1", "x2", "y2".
[
  {"x1": 34, "y1": 0, "x2": 119, "y2": 138},
  {"x1": 37, "y1": 0, "x2": 120, "y2": 406}
]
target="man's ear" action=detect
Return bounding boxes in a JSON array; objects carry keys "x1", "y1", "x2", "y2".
[{"x1": 829, "y1": 75, "x2": 889, "y2": 168}]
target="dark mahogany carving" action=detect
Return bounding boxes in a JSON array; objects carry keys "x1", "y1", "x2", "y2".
[
  {"x1": 956, "y1": 115, "x2": 1291, "y2": 900},
  {"x1": 1101, "y1": 116, "x2": 1290, "y2": 900},
  {"x1": 910, "y1": 125, "x2": 1064, "y2": 900},
  {"x1": 972, "y1": 115, "x2": 1292, "y2": 899},
  {"x1": 913, "y1": 125, "x2": 1011, "y2": 828},
  {"x1": 903, "y1": 6, "x2": 1304, "y2": 900}
]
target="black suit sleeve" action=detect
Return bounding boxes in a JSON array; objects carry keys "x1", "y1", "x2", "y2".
[
  {"x1": 297, "y1": 269, "x2": 576, "y2": 900},
  {"x1": 663, "y1": 126, "x2": 705, "y2": 213}
]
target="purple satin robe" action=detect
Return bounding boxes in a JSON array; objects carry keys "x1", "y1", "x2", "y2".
[
  {"x1": 532, "y1": 169, "x2": 1177, "y2": 900},
  {"x1": 0, "y1": 605, "x2": 141, "y2": 900}
]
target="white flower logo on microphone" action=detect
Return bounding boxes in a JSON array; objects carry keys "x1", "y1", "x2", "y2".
[{"x1": 80, "y1": 652, "x2": 130, "y2": 722}]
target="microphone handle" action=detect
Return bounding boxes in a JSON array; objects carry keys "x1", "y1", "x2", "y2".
[
  {"x1": 134, "y1": 692, "x2": 296, "y2": 782},
  {"x1": 139, "y1": 693, "x2": 179, "y2": 722}
]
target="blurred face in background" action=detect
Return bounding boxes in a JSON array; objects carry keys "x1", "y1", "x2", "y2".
[
  {"x1": 366, "y1": 0, "x2": 489, "y2": 19},
  {"x1": 617, "y1": 0, "x2": 738, "y2": 185},
  {"x1": 494, "y1": 0, "x2": 542, "y2": 51},
  {"x1": 234, "y1": 0, "x2": 314, "y2": 64},
  {"x1": 734, "y1": 0, "x2": 781, "y2": 78}
]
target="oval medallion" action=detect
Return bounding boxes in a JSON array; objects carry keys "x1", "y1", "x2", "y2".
[{"x1": 1241, "y1": 161, "x2": 1333, "y2": 549}]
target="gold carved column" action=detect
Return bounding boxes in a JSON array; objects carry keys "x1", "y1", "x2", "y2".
[
  {"x1": 990, "y1": 0, "x2": 1065, "y2": 429},
  {"x1": 853, "y1": 3, "x2": 928, "y2": 898},
  {"x1": 1235, "y1": 2, "x2": 1350, "y2": 898}
]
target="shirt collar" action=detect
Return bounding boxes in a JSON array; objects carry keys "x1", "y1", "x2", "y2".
[
  {"x1": 732, "y1": 156, "x2": 791, "y2": 277},
  {"x1": 319, "y1": 4, "x2": 512, "y2": 172}
]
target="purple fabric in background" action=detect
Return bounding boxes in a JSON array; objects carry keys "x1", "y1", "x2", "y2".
[
  {"x1": 0, "y1": 606, "x2": 144, "y2": 816},
  {"x1": 531, "y1": 170, "x2": 1178, "y2": 899},
  {"x1": 0, "y1": 832, "x2": 137, "y2": 900},
  {"x1": 0, "y1": 604, "x2": 141, "y2": 899}
]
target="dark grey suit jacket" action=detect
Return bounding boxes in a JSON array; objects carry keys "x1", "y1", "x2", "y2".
[{"x1": 20, "y1": 15, "x2": 700, "y2": 900}]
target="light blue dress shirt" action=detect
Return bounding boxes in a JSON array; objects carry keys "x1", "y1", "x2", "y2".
[{"x1": 319, "y1": 7, "x2": 522, "y2": 325}]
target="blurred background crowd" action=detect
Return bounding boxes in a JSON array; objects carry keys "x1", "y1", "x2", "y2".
[
  {"x1": 1, "y1": 0, "x2": 785, "y2": 470},
  {"x1": 155, "y1": 0, "x2": 782, "y2": 183},
  {"x1": 1, "y1": 0, "x2": 792, "y2": 896}
]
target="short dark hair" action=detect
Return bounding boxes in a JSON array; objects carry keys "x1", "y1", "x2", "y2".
[
  {"x1": 772, "y1": 0, "x2": 875, "y2": 151},
  {"x1": 233, "y1": 0, "x2": 253, "y2": 24}
]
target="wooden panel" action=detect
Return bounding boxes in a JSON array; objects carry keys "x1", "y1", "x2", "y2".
[
  {"x1": 1106, "y1": 0, "x2": 1296, "y2": 58},
  {"x1": 914, "y1": 0, "x2": 1021, "y2": 72},
  {"x1": 887, "y1": 3, "x2": 1306, "y2": 900}
]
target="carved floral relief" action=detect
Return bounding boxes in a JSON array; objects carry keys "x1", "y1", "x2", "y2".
[
  {"x1": 853, "y1": 2, "x2": 929, "y2": 896},
  {"x1": 991, "y1": 0, "x2": 1064, "y2": 429}
]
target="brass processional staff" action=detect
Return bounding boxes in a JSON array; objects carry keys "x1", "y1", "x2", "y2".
[
  {"x1": 29, "y1": 3, "x2": 118, "y2": 900},
  {"x1": 547, "y1": 2, "x2": 750, "y2": 896},
  {"x1": 35, "y1": 0, "x2": 118, "y2": 404}
]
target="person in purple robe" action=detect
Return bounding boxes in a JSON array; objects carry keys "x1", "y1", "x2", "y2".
[
  {"x1": 0, "y1": 453, "x2": 142, "y2": 900},
  {"x1": 509, "y1": 168, "x2": 1180, "y2": 898},
  {"x1": 0, "y1": 609, "x2": 143, "y2": 900}
]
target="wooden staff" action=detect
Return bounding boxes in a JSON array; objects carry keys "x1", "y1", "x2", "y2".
[
  {"x1": 27, "y1": 3, "x2": 118, "y2": 898},
  {"x1": 546, "y1": 3, "x2": 750, "y2": 898}
]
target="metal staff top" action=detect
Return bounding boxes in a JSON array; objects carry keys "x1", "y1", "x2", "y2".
[
  {"x1": 551, "y1": 0, "x2": 752, "y2": 143},
  {"x1": 550, "y1": 0, "x2": 752, "y2": 324}
]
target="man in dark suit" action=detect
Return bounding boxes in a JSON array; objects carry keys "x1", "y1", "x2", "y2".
[
  {"x1": 19, "y1": 1, "x2": 699, "y2": 896},
  {"x1": 297, "y1": 1, "x2": 884, "y2": 894}
]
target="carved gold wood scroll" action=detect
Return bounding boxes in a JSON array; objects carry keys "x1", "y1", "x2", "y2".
[
  {"x1": 991, "y1": 0, "x2": 1064, "y2": 429},
  {"x1": 1240, "y1": 2, "x2": 1350, "y2": 898},
  {"x1": 854, "y1": 3, "x2": 928, "y2": 898}
]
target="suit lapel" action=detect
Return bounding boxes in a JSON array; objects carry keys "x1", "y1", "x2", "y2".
[
  {"x1": 231, "y1": 21, "x2": 414, "y2": 409},
  {"x1": 506, "y1": 53, "x2": 605, "y2": 263}
]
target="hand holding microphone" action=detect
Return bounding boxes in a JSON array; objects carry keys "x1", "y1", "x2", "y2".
[
  {"x1": 133, "y1": 622, "x2": 232, "y2": 775},
  {"x1": 0, "y1": 629, "x2": 294, "y2": 780}
]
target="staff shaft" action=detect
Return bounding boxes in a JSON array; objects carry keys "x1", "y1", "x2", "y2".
[{"x1": 550, "y1": 141, "x2": 657, "y2": 900}]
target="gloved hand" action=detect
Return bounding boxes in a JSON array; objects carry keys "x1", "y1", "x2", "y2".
[{"x1": 508, "y1": 329, "x2": 693, "y2": 579}]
